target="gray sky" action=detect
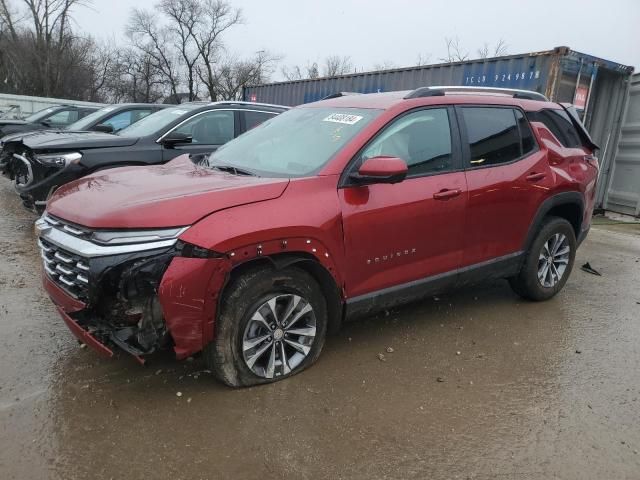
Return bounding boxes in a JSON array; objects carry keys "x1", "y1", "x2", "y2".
[{"x1": 74, "y1": 0, "x2": 640, "y2": 78}]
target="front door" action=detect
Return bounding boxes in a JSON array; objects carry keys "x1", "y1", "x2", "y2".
[
  {"x1": 339, "y1": 106, "x2": 467, "y2": 300},
  {"x1": 162, "y1": 109, "x2": 236, "y2": 161}
]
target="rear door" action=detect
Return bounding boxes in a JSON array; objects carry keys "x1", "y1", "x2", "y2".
[
  {"x1": 161, "y1": 109, "x2": 236, "y2": 161},
  {"x1": 458, "y1": 105, "x2": 551, "y2": 267},
  {"x1": 339, "y1": 106, "x2": 467, "y2": 299}
]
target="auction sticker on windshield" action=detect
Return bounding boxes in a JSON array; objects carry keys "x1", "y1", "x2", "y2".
[{"x1": 323, "y1": 113, "x2": 363, "y2": 125}]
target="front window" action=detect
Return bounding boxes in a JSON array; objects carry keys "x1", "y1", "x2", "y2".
[
  {"x1": 172, "y1": 110, "x2": 234, "y2": 145},
  {"x1": 208, "y1": 107, "x2": 381, "y2": 177},
  {"x1": 359, "y1": 108, "x2": 453, "y2": 176},
  {"x1": 118, "y1": 106, "x2": 198, "y2": 138}
]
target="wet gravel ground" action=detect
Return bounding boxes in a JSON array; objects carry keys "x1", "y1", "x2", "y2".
[{"x1": 1, "y1": 178, "x2": 639, "y2": 480}]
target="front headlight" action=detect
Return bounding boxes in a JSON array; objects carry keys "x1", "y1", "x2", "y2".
[
  {"x1": 35, "y1": 152, "x2": 82, "y2": 167},
  {"x1": 91, "y1": 227, "x2": 188, "y2": 245}
]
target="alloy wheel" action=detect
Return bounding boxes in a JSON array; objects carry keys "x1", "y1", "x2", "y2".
[
  {"x1": 537, "y1": 233, "x2": 570, "y2": 288},
  {"x1": 242, "y1": 294, "x2": 317, "y2": 379}
]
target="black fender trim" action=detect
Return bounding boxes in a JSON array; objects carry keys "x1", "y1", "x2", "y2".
[
  {"x1": 523, "y1": 192, "x2": 584, "y2": 253},
  {"x1": 231, "y1": 253, "x2": 344, "y2": 335}
]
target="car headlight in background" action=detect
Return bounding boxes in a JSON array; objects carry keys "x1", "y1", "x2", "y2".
[
  {"x1": 35, "y1": 152, "x2": 82, "y2": 167},
  {"x1": 91, "y1": 227, "x2": 188, "y2": 245}
]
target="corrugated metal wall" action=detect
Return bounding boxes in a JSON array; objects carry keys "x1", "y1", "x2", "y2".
[
  {"x1": 0, "y1": 93, "x2": 104, "y2": 117},
  {"x1": 603, "y1": 74, "x2": 640, "y2": 217},
  {"x1": 244, "y1": 50, "x2": 560, "y2": 106}
]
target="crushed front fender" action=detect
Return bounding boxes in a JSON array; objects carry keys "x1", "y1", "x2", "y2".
[{"x1": 158, "y1": 256, "x2": 232, "y2": 359}]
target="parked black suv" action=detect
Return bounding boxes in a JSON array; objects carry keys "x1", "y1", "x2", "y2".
[
  {"x1": 0, "y1": 103, "x2": 167, "y2": 190},
  {"x1": 0, "y1": 104, "x2": 100, "y2": 138},
  {"x1": 2, "y1": 101, "x2": 287, "y2": 211}
]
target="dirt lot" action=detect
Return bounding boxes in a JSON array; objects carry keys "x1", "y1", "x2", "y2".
[{"x1": 1, "y1": 179, "x2": 639, "y2": 480}]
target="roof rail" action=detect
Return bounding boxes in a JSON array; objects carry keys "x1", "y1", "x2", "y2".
[
  {"x1": 214, "y1": 100, "x2": 290, "y2": 109},
  {"x1": 321, "y1": 92, "x2": 363, "y2": 100},
  {"x1": 403, "y1": 86, "x2": 548, "y2": 101}
]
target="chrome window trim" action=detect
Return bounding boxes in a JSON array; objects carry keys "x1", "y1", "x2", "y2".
[
  {"x1": 156, "y1": 108, "x2": 236, "y2": 144},
  {"x1": 35, "y1": 219, "x2": 187, "y2": 258},
  {"x1": 155, "y1": 108, "x2": 279, "y2": 144}
]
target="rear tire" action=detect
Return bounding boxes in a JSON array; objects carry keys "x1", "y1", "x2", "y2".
[
  {"x1": 509, "y1": 217, "x2": 576, "y2": 301},
  {"x1": 205, "y1": 266, "x2": 328, "y2": 387}
]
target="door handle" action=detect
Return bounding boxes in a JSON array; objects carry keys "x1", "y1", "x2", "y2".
[
  {"x1": 525, "y1": 172, "x2": 546, "y2": 182},
  {"x1": 433, "y1": 188, "x2": 462, "y2": 200}
]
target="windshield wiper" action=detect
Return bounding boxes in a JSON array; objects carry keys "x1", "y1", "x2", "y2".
[{"x1": 211, "y1": 164, "x2": 258, "y2": 177}]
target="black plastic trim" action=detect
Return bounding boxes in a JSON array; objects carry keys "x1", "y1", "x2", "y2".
[
  {"x1": 522, "y1": 191, "x2": 585, "y2": 252},
  {"x1": 345, "y1": 251, "x2": 523, "y2": 319}
]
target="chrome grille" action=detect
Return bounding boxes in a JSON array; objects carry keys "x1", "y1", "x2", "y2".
[
  {"x1": 39, "y1": 237, "x2": 90, "y2": 300},
  {"x1": 43, "y1": 214, "x2": 93, "y2": 240}
]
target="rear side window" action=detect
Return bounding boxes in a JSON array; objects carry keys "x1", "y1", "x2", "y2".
[
  {"x1": 526, "y1": 109, "x2": 581, "y2": 148},
  {"x1": 461, "y1": 107, "x2": 521, "y2": 167},
  {"x1": 244, "y1": 111, "x2": 277, "y2": 130}
]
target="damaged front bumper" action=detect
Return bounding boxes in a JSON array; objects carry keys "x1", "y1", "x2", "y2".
[
  {"x1": 36, "y1": 214, "x2": 231, "y2": 361},
  {"x1": 1, "y1": 145, "x2": 86, "y2": 210}
]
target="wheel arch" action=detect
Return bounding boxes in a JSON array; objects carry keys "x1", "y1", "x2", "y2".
[
  {"x1": 224, "y1": 252, "x2": 344, "y2": 335},
  {"x1": 523, "y1": 191, "x2": 584, "y2": 251}
]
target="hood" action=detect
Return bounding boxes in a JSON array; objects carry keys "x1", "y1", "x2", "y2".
[
  {"x1": 1, "y1": 128, "x2": 52, "y2": 144},
  {"x1": 0, "y1": 120, "x2": 28, "y2": 127},
  {"x1": 47, "y1": 155, "x2": 290, "y2": 228},
  {"x1": 12, "y1": 130, "x2": 139, "y2": 150},
  {"x1": 0, "y1": 122, "x2": 48, "y2": 138}
]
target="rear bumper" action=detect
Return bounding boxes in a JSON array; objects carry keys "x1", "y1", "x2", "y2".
[{"x1": 577, "y1": 226, "x2": 590, "y2": 247}]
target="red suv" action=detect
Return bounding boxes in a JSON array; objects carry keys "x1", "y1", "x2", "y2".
[{"x1": 36, "y1": 87, "x2": 599, "y2": 387}]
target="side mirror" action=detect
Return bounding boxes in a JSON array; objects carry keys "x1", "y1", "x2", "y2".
[
  {"x1": 350, "y1": 156, "x2": 408, "y2": 185},
  {"x1": 93, "y1": 123, "x2": 114, "y2": 134},
  {"x1": 161, "y1": 131, "x2": 193, "y2": 147}
]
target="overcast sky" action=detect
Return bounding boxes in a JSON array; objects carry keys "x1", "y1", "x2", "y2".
[{"x1": 73, "y1": 0, "x2": 640, "y2": 79}]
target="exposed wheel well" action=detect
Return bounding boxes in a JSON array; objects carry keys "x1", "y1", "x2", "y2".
[
  {"x1": 224, "y1": 253, "x2": 344, "y2": 334},
  {"x1": 546, "y1": 202, "x2": 582, "y2": 237}
]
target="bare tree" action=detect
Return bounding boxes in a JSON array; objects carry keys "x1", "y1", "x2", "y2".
[
  {"x1": 159, "y1": 0, "x2": 201, "y2": 100},
  {"x1": 0, "y1": 0, "x2": 94, "y2": 97},
  {"x1": 127, "y1": 8, "x2": 181, "y2": 98},
  {"x1": 323, "y1": 55, "x2": 353, "y2": 76},
  {"x1": 415, "y1": 53, "x2": 431, "y2": 66},
  {"x1": 213, "y1": 50, "x2": 279, "y2": 100},
  {"x1": 373, "y1": 60, "x2": 397, "y2": 71},
  {"x1": 440, "y1": 37, "x2": 469, "y2": 62},
  {"x1": 477, "y1": 39, "x2": 508, "y2": 59},
  {"x1": 192, "y1": 0, "x2": 242, "y2": 101},
  {"x1": 281, "y1": 61, "x2": 319, "y2": 81}
]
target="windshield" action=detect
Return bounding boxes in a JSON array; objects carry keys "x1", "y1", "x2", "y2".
[
  {"x1": 24, "y1": 107, "x2": 58, "y2": 123},
  {"x1": 66, "y1": 106, "x2": 115, "y2": 131},
  {"x1": 208, "y1": 107, "x2": 381, "y2": 177},
  {"x1": 117, "y1": 106, "x2": 196, "y2": 138}
]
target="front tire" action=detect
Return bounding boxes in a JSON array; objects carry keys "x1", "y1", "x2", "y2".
[
  {"x1": 205, "y1": 266, "x2": 328, "y2": 387},
  {"x1": 509, "y1": 217, "x2": 577, "y2": 301}
]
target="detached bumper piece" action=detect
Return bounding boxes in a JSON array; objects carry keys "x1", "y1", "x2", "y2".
[{"x1": 57, "y1": 306, "x2": 115, "y2": 359}]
